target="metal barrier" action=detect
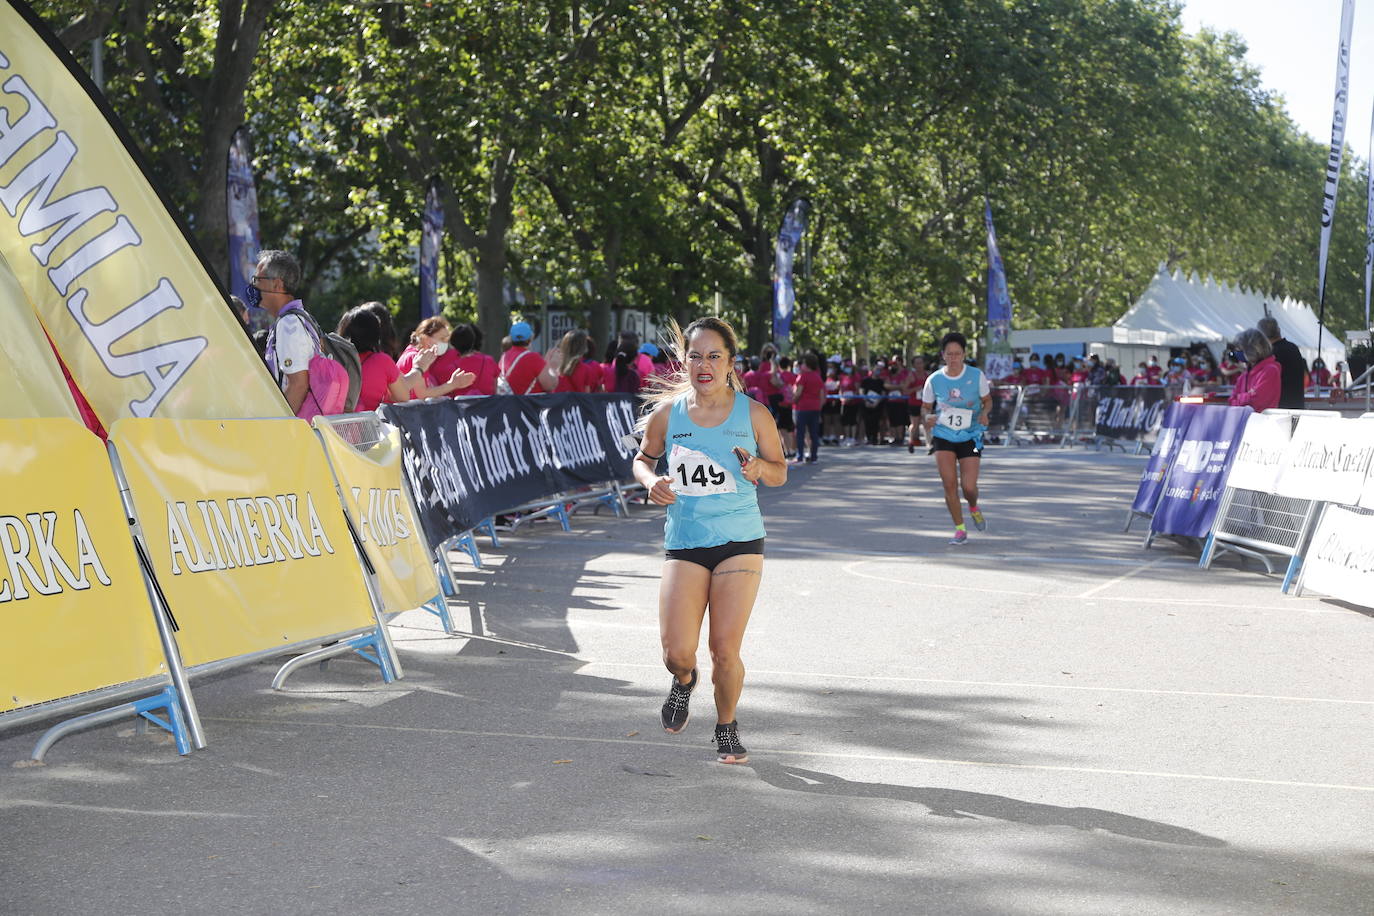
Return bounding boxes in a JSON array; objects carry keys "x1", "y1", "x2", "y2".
[
  {"x1": 320, "y1": 410, "x2": 387, "y2": 449},
  {"x1": 1009, "y1": 384, "x2": 1072, "y2": 444},
  {"x1": 1200, "y1": 487, "x2": 1321, "y2": 587}
]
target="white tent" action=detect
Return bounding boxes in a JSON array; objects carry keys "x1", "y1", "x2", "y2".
[{"x1": 1112, "y1": 265, "x2": 1346, "y2": 369}]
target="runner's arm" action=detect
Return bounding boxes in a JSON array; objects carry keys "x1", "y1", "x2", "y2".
[
  {"x1": 633, "y1": 402, "x2": 676, "y2": 504},
  {"x1": 979, "y1": 393, "x2": 992, "y2": 427},
  {"x1": 743, "y1": 400, "x2": 788, "y2": 486}
]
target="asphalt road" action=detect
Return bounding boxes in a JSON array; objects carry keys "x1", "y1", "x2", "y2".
[{"x1": 2, "y1": 444, "x2": 1371, "y2": 915}]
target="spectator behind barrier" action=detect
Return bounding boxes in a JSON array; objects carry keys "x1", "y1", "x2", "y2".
[
  {"x1": 609, "y1": 347, "x2": 642, "y2": 393},
  {"x1": 253, "y1": 250, "x2": 314, "y2": 414},
  {"x1": 1228, "y1": 328, "x2": 1280, "y2": 412},
  {"x1": 499, "y1": 321, "x2": 546, "y2": 394},
  {"x1": 361, "y1": 301, "x2": 401, "y2": 359},
  {"x1": 537, "y1": 329, "x2": 604, "y2": 393},
  {"x1": 452, "y1": 323, "x2": 499, "y2": 396},
  {"x1": 1257, "y1": 316, "x2": 1307, "y2": 409},
  {"x1": 338, "y1": 306, "x2": 473, "y2": 409}
]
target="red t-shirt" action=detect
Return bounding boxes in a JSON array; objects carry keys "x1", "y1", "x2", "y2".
[
  {"x1": 780, "y1": 370, "x2": 798, "y2": 405},
  {"x1": 908, "y1": 371, "x2": 928, "y2": 405},
  {"x1": 396, "y1": 345, "x2": 435, "y2": 399},
  {"x1": 1145, "y1": 364, "x2": 1162, "y2": 383},
  {"x1": 453, "y1": 352, "x2": 498, "y2": 396},
  {"x1": 500, "y1": 345, "x2": 545, "y2": 395},
  {"x1": 553, "y1": 360, "x2": 603, "y2": 393},
  {"x1": 794, "y1": 369, "x2": 825, "y2": 410},
  {"x1": 756, "y1": 361, "x2": 780, "y2": 396},
  {"x1": 356, "y1": 351, "x2": 401, "y2": 411}
]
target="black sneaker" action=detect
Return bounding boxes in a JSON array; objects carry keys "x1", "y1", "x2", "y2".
[
  {"x1": 661, "y1": 669, "x2": 697, "y2": 733},
  {"x1": 713, "y1": 721, "x2": 749, "y2": 764}
]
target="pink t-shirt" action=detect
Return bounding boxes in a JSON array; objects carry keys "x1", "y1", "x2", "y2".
[
  {"x1": 453, "y1": 352, "x2": 498, "y2": 396},
  {"x1": 357, "y1": 351, "x2": 401, "y2": 411},
  {"x1": 756, "y1": 361, "x2": 780, "y2": 397},
  {"x1": 794, "y1": 369, "x2": 825, "y2": 411},
  {"x1": 396, "y1": 345, "x2": 435, "y2": 399},
  {"x1": 780, "y1": 370, "x2": 798, "y2": 405},
  {"x1": 553, "y1": 360, "x2": 603, "y2": 393}
]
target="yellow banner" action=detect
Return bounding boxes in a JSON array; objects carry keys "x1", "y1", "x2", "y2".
[
  {"x1": 110, "y1": 417, "x2": 376, "y2": 667},
  {"x1": 1, "y1": 418, "x2": 167, "y2": 712},
  {"x1": 0, "y1": 250, "x2": 79, "y2": 420},
  {"x1": 0, "y1": 6, "x2": 287, "y2": 426},
  {"x1": 314, "y1": 421, "x2": 442, "y2": 615}
]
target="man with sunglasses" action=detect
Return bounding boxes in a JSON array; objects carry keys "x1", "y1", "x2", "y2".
[{"x1": 247, "y1": 250, "x2": 314, "y2": 413}]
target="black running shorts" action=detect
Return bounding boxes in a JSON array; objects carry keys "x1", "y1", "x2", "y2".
[
  {"x1": 931, "y1": 435, "x2": 982, "y2": 460},
  {"x1": 665, "y1": 538, "x2": 766, "y2": 571}
]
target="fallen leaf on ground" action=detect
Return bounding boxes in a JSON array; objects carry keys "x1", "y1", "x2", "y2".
[
  {"x1": 553, "y1": 759, "x2": 572, "y2": 764},
  {"x1": 625, "y1": 731, "x2": 639, "y2": 737}
]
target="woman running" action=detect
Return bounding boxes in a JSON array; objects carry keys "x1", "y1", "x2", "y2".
[
  {"x1": 921, "y1": 332, "x2": 991, "y2": 545},
  {"x1": 632, "y1": 317, "x2": 787, "y2": 764}
]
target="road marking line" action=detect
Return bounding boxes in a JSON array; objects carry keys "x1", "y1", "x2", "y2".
[
  {"x1": 0, "y1": 799, "x2": 253, "y2": 817},
  {"x1": 202, "y1": 717, "x2": 1374, "y2": 794},
  {"x1": 1075, "y1": 557, "x2": 1165, "y2": 598},
  {"x1": 842, "y1": 559, "x2": 1350, "y2": 614}
]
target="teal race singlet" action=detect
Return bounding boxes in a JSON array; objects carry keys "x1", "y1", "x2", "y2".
[
  {"x1": 928, "y1": 365, "x2": 987, "y2": 446},
  {"x1": 663, "y1": 391, "x2": 767, "y2": 550}
]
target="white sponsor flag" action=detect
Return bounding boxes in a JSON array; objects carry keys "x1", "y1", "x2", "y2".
[
  {"x1": 1275, "y1": 415, "x2": 1374, "y2": 503},
  {"x1": 1318, "y1": 0, "x2": 1356, "y2": 311},
  {"x1": 1366, "y1": 93, "x2": 1374, "y2": 334},
  {"x1": 1226, "y1": 412, "x2": 1293, "y2": 492},
  {"x1": 1301, "y1": 504, "x2": 1374, "y2": 609}
]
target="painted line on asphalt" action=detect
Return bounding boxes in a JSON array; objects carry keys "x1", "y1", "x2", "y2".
[
  {"x1": 842, "y1": 559, "x2": 1350, "y2": 614},
  {"x1": 1075, "y1": 557, "x2": 1166, "y2": 598},
  {"x1": 573, "y1": 660, "x2": 1374, "y2": 707},
  {"x1": 202, "y1": 717, "x2": 1374, "y2": 794},
  {"x1": 0, "y1": 799, "x2": 253, "y2": 818}
]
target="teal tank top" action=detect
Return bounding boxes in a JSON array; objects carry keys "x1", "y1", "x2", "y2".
[
  {"x1": 929, "y1": 366, "x2": 986, "y2": 444},
  {"x1": 663, "y1": 391, "x2": 767, "y2": 550}
]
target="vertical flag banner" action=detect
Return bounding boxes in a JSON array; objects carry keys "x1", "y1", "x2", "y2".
[
  {"x1": 983, "y1": 200, "x2": 1015, "y2": 380},
  {"x1": 773, "y1": 198, "x2": 810, "y2": 352},
  {"x1": 226, "y1": 126, "x2": 264, "y2": 329},
  {"x1": 0, "y1": 3, "x2": 287, "y2": 426},
  {"x1": 419, "y1": 180, "x2": 444, "y2": 320},
  {"x1": 1366, "y1": 96, "x2": 1374, "y2": 334},
  {"x1": 1317, "y1": 0, "x2": 1356, "y2": 354}
]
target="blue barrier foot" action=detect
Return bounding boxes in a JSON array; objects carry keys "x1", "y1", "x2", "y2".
[
  {"x1": 350, "y1": 630, "x2": 396, "y2": 683},
  {"x1": 480, "y1": 517, "x2": 501, "y2": 548},
  {"x1": 29, "y1": 685, "x2": 192, "y2": 761},
  {"x1": 422, "y1": 592, "x2": 455, "y2": 633}
]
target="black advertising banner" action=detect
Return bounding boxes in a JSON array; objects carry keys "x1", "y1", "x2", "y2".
[
  {"x1": 381, "y1": 393, "x2": 641, "y2": 546},
  {"x1": 1094, "y1": 385, "x2": 1169, "y2": 442}
]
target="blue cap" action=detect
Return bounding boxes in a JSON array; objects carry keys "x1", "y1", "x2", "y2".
[
  {"x1": 509, "y1": 321, "x2": 532, "y2": 342},
  {"x1": 639, "y1": 343, "x2": 660, "y2": 357}
]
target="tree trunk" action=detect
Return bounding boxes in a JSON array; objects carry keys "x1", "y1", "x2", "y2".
[{"x1": 475, "y1": 239, "x2": 509, "y2": 358}]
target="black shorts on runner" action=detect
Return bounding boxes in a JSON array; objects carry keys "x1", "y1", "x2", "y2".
[
  {"x1": 931, "y1": 435, "x2": 982, "y2": 460},
  {"x1": 666, "y1": 538, "x2": 766, "y2": 571}
]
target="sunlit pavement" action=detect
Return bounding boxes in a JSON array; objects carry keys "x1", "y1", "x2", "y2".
[{"x1": 2, "y1": 444, "x2": 1371, "y2": 915}]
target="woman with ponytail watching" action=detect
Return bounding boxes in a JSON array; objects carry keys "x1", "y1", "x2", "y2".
[
  {"x1": 632, "y1": 317, "x2": 787, "y2": 765},
  {"x1": 536, "y1": 328, "x2": 605, "y2": 393}
]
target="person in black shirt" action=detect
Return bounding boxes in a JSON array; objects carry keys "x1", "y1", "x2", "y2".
[{"x1": 1256, "y1": 317, "x2": 1307, "y2": 409}]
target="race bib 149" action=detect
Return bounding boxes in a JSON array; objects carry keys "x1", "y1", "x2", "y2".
[{"x1": 669, "y1": 445, "x2": 738, "y2": 496}]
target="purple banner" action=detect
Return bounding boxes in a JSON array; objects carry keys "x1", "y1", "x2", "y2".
[
  {"x1": 772, "y1": 198, "x2": 810, "y2": 351},
  {"x1": 419, "y1": 180, "x2": 444, "y2": 320},
  {"x1": 1149, "y1": 405, "x2": 1252, "y2": 538},
  {"x1": 226, "y1": 126, "x2": 261, "y2": 315},
  {"x1": 984, "y1": 200, "x2": 1014, "y2": 380},
  {"x1": 1131, "y1": 402, "x2": 1195, "y2": 514}
]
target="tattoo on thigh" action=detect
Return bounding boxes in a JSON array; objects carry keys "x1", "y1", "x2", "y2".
[{"x1": 712, "y1": 568, "x2": 761, "y2": 578}]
